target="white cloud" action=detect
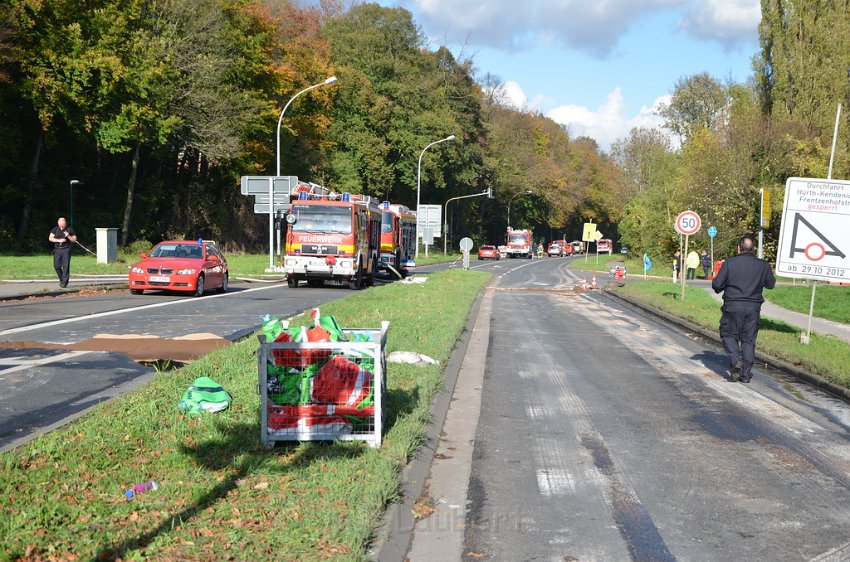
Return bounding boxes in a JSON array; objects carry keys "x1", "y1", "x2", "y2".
[
  {"x1": 545, "y1": 88, "x2": 673, "y2": 151},
  {"x1": 408, "y1": 0, "x2": 758, "y2": 55},
  {"x1": 679, "y1": 0, "x2": 761, "y2": 49}
]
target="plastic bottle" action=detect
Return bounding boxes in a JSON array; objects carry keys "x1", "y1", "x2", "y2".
[{"x1": 124, "y1": 481, "x2": 159, "y2": 498}]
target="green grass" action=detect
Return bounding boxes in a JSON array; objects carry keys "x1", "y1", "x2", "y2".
[
  {"x1": 617, "y1": 281, "x2": 850, "y2": 387},
  {"x1": 766, "y1": 284, "x2": 850, "y2": 324},
  {"x1": 0, "y1": 268, "x2": 491, "y2": 561}
]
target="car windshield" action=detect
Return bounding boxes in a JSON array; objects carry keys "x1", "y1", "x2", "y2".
[
  {"x1": 291, "y1": 205, "x2": 352, "y2": 234},
  {"x1": 508, "y1": 234, "x2": 527, "y2": 244},
  {"x1": 150, "y1": 243, "x2": 203, "y2": 259},
  {"x1": 381, "y1": 212, "x2": 393, "y2": 233}
]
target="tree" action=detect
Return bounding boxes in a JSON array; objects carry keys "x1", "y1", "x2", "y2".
[{"x1": 660, "y1": 73, "x2": 728, "y2": 143}]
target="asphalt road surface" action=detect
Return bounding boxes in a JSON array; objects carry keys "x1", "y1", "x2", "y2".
[{"x1": 460, "y1": 255, "x2": 850, "y2": 561}]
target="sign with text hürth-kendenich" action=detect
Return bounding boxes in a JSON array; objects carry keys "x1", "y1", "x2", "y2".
[{"x1": 776, "y1": 177, "x2": 850, "y2": 283}]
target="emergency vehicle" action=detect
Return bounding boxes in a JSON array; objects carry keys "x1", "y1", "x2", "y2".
[
  {"x1": 596, "y1": 238, "x2": 613, "y2": 254},
  {"x1": 283, "y1": 185, "x2": 382, "y2": 290},
  {"x1": 378, "y1": 202, "x2": 416, "y2": 275},
  {"x1": 505, "y1": 227, "x2": 532, "y2": 259}
]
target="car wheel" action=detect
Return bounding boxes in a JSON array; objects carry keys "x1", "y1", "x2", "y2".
[
  {"x1": 193, "y1": 274, "x2": 205, "y2": 297},
  {"x1": 130, "y1": 289, "x2": 143, "y2": 295},
  {"x1": 218, "y1": 273, "x2": 228, "y2": 293},
  {"x1": 287, "y1": 277, "x2": 298, "y2": 288}
]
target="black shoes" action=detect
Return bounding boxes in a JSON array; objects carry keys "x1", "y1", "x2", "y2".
[
  {"x1": 739, "y1": 375, "x2": 752, "y2": 384},
  {"x1": 730, "y1": 361, "x2": 742, "y2": 382}
]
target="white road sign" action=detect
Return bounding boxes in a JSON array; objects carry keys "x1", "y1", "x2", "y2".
[
  {"x1": 776, "y1": 177, "x2": 850, "y2": 282},
  {"x1": 675, "y1": 210, "x2": 701, "y2": 236},
  {"x1": 417, "y1": 204, "x2": 442, "y2": 238},
  {"x1": 240, "y1": 176, "x2": 297, "y2": 195}
]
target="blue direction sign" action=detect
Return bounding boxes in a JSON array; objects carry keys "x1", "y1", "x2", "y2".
[{"x1": 708, "y1": 226, "x2": 717, "y2": 238}]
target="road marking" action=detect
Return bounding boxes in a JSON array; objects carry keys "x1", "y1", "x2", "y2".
[
  {"x1": 0, "y1": 283, "x2": 287, "y2": 337},
  {"x1": 0, "y1": 351, "x2": 89, "y2": 378}
]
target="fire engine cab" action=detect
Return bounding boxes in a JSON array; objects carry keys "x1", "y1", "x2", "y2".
[
  {"x1": 379, "y1": 202, "x2": 416, "y2": 276},
  {"x1": 283, "y1": 185, "x2": 382, "y2": 290}
]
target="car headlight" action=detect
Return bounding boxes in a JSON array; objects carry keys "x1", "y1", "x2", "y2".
[
  {"x1": 131, "y1": 266, "x2": 144, "y2": 274},
  {"x1": 177, "y1": 268, "x2": 196, "y2": 275}
]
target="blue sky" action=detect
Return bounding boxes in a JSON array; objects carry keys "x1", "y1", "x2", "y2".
[{"x1": 374, "y1": 0, "x2": 762, "y2": 151}]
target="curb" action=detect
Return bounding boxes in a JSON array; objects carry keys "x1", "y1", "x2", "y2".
[
  {"x1": 370, "y1": 284, "x2": 486, "y2": 561},
  {"x1": 603, "y1": 288, "x2": 850, "y2": 403}
]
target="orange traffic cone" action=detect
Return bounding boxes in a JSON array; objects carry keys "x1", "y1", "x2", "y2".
[
  {"x1": 591, "y1": 274, "x2": 597, "y2": 289},
  {"x1": 581, "y1": 276, "x2": 587, "y2": 290}
]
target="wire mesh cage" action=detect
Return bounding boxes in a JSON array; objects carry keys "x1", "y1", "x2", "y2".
[{"x1": 258, "y1": 322, "x2": 388, "y2": 448}]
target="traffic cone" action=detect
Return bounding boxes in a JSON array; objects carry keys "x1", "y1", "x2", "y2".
[
  {"x1": 581, "y1": 277, "x2": 587, "y2": 290},
  {"x1": 591, "y1": 274, "x2": 597, "y2": 289}
]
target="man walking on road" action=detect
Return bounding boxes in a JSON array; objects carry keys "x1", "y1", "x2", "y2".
[
  {"x1": 48, "y1": 217, "x2": 77, "y2": 288},
  {"x1": 711, "y1": 234, "x2": 776, "y2": 383}
]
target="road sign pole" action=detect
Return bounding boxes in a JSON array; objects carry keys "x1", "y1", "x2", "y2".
[
  {"x1": 681, "y1": 234, "x2": 689, "y2": 300},
  {"x1": 268, "y1": 177, "x2": 274, "y2": 271}
]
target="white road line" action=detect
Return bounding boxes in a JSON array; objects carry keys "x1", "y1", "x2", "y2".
[
  {"x1": 0, "y1": 283, "x2": 287, "y2": 337},
  {"x1": 0, "y1": 351, "x2": 89, "y2": 378}
]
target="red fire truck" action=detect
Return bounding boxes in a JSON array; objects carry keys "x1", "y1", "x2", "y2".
[
  {"x1": 283, "y1": 186, "x2": 382, "y2": 290},
  {"x1": 379, "y1": 202, "x2": 417, "y2": 276},
  {"x1": 505, "y1": 227, "x2": 533, "y2": 259}
]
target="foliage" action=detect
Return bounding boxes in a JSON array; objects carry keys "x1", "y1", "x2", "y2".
[{"x1": 659, "y1": 72, "x2": 728, "y2": 143}]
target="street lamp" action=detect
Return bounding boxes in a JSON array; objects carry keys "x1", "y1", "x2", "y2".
[
  {"x1": 276, "y1": 76, "x2": 337, "y2": 176},
  {"x1": 507, "y1": 189, "x2": 533, "y2": 229},
  {"x1": 69, "y1": 180, "x2": 81, "y2": 226},
  {"x1": 415, "y1": 134, "x2": 455, "y2": 258},
  {"x1": 443, "y1": 188, "x2": 491, "y2": 254},
  {"x1": 269, "y1": 76, "x2": 337, "y2": 271}
]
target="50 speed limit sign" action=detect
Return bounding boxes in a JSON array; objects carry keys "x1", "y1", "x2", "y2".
[{"x1": 675, "y1": 210, "x2": 701, "y2": 236}]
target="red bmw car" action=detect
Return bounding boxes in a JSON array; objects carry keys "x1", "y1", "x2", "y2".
[{"x1": 128, "y1": 240, "x2": 228, "y2": 296}]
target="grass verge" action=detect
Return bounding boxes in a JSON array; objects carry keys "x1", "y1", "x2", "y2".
[
  {"x1": 765, "y1": 284, "x2": 850, "y2": 324},
  {"x1": 0, "y1": 268, "x2": 490, "y2": 561},
  {"x1": 616, "y1": 281, "x2": 850, "y2": 387}
]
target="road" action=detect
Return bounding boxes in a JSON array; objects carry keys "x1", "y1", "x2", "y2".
[
  {"x1": 419, "y1": 255, "x2": 850, "y2": 561},
  {"x1": 0, "y1": 276, "x2": 407, "y2": 452}
]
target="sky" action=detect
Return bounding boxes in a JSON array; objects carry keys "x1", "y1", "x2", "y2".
[{"x1": 373, "y1": 0, "x2": 762, "y2": 152}]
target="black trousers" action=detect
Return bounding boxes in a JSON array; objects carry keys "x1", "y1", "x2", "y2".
[
  {"x1": 53, "y1": 247, "x2": 72, "y2": 287},
  {"x1": 719, "y1": 306, "x2": 761, "y2": 379}
]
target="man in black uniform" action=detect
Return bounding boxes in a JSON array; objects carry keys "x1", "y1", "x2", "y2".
[
  {"x1": 48, "y1": 217, "x2": 77, "y2": 288},
  {"x1": 711, "y1": 234, "x2": 776, "y2": 383}
]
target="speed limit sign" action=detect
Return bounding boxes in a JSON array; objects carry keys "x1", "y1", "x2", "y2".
[{"x1": 675, "y1": 210, "x2": 701, "y2": 236}]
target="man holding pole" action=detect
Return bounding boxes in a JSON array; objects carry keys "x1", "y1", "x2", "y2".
[
  {"x1": 711, "y1": 234, "x2": 776, "y2": 383},
  {"x1": 48, "y1": 217, "x2": 77, "y2": 288}
]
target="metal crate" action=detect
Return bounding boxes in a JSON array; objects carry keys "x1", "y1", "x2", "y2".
[{"x1": 258, "y1": 321, "x2": 388, "y2": 448}]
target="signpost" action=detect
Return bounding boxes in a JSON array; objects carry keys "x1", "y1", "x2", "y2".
[
  {"x1": 776, "y1": 177, "x2": 850, "y2": 343},
  {"x1": 582, "y1": 222, "x2": 595, "y2": 263},
  {"x1": 240, "y1": 175, "x2": 297, "y2": 271},
  {"x1": 675, "y1": 210, "x2": 701, "y2": 300},
  {"x1": 417, "y1": 205, "x2": 442, "y2": 257},
  {"x1": 459, "y1": 237, "x2": 473, "y2": 269},
  {"x1": 708, "y1": 225, "x2": 717, "y2": 275}
]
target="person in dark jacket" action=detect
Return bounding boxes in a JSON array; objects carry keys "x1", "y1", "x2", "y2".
[
  {"x1": 700, "y1": 250, "x2": 711, "y2": 278},
  {"x1": 711, "y1": 234, "x2": 776, "y2": 383},
  {"x1": 48, "y1": 217, "x2": 77, "y2": 288}
]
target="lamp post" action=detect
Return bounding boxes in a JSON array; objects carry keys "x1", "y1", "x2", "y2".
[
  {"x1": 268, "y1": 76, "x2": 337, "y2": 271},
  {"x1": 443, "y1": 188, "x2": 491, "y2": 254},
  {"x1": 415, "y1": 134, "x2": 455, "y2": 259},
  {"x1": 69, "y1": 180, "x2": 81, "y2": 226},
  {"x1": 507, "y1": 189, "x2": 533, "y2": 229}
]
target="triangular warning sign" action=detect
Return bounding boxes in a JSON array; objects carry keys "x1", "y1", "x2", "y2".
[{"x1": 789, "y1": 213, "x2": 846, "y2": 259}]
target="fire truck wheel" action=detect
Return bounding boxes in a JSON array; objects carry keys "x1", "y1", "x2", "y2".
[
  {"x1": 287, "y1": 277, "x2": 298, "y2": 288},
  {"x1": 349, "y1": 263, "x2": 363, "y2": 290}
]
